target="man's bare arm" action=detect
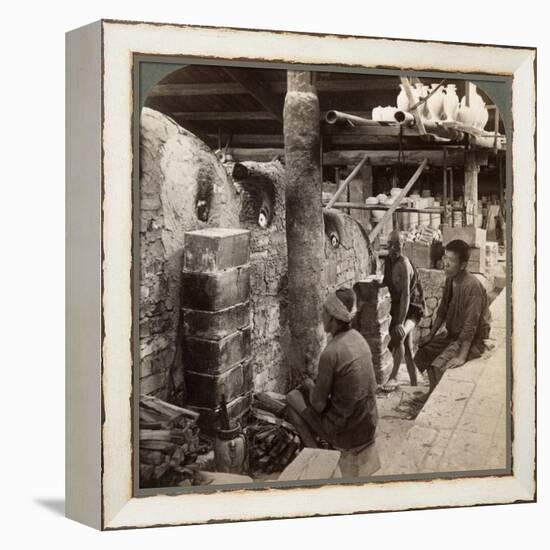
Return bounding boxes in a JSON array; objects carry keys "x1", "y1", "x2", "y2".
[{"x1": 396, "y1": 260, "x2": 411, "y2": 327}]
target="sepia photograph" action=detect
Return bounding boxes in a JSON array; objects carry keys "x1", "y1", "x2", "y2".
[
  {"x1": 135, "y1": 62, "x2": 510, "y2": 490},
  {"x1": 63, "y1": 17, "x2": 536, "y2": 530}
]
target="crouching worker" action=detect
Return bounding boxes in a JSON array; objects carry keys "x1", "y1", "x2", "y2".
[
  {"x1": 415, "y1": 239, "x2": 492, "y2": 392},
  {"x1": 285, "y1": 288, "x2": 379, "y2": 454}
]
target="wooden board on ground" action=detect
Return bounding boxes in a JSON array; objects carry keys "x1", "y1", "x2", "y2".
[
  {"x1": 277, "y1": 448, "x2": 342, "y2": 481},
  {"x1": 197, "y1": 471, "x2": 254, "y2": 485}
]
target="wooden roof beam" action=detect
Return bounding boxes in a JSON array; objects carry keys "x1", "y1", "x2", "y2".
[
  {"x1": 148, "y1": 79, "x2": 400, "y2": 97},
  {"x1": 227, "y1": 148, "x2": 490, "y2": 166},
  {"x1": 222, "y1": 68, "x2": 284, "y2": 123},
  {"x1": 323, "y1": 149, "x2": 489, "y2": 167}
]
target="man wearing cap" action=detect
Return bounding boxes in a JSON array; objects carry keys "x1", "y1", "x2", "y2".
[{"x1": 285, "y1": 288, "x2": 379, "y2": 451}]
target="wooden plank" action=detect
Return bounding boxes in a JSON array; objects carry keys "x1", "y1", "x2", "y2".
[
  {"x1": 331, "y1": 202, "x2": 445, "y2": 214},
  {"x1": 230, "y1": 148, "x2": 284, "y2": 162},
  {"x1": 229, "y1": 148, "x2": 488, "y2": 166},
  {"x1": 323, "y1": 124, "x2": 417, "y2": 137},
  {"x1": 323, "y1": 149, "x2": 466, "y2": 166},
  {"x1": 325, "y1": 153, "x2": 370, "y2": 209},
  {"x1": 150, "y1": 82, "x2": 246, "y2": 96},
  {"x1": 278, "y1": 448, "x2": 342, "y2": 481},
  {"x1": 149, "y1": 78, "x2": 399, "y2": 98},
  {"x1": 203, "y1": 132, "x2": 434, "y2": 148},
  {"x1": 223, "y1": 68, "x2": 284, "y2": 123},
  {"x1": 204, "y1": 134, "x2": 284, "y2": 146},
  {"x1": 173, "y1": 111, "x2": 278, "y2": 121},
  {"x1": 369, "y1": 159, "x2": 428, "y2": 240}
]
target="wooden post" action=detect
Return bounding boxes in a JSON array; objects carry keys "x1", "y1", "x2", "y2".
[
  {"x1": 345, "y1": 167, "x2": 351, "y2": 215},
  {"x1": 442, "y1": 148, "x2": 449, "y2": 227},
  {"x1": 464, "y1": 150, "x2": 480, "y2": 226},
  {"x1": 361, "y1": 163, "x2": 373, "y2": 198},
  {"x1": 284, "y1": 70, "x2": 326, "y2": 381}
]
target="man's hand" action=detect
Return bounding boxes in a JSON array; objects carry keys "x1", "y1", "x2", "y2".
[
  {"x1": 446, "y1": 357, "x2": 466, "y2": 369},
  {"x1": 302, "y1": 377, "x2": 315, "y2": 392},
  {"x1": 391, "y1": 324, "x2": 406, "y2": 342},
  {"x1": 418, "y1": 334, "x2": 432, "y2": 348}
]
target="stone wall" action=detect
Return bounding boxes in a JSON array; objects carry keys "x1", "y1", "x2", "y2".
[
  {"x1": 324, "y1": 209, "x2": 377, "y2": 293},
  {"x1": 416, "y1": 268, "x2": 447, "y2": 341},
  {"x1": 231, "y1": 167, "x2": 376, "y2": 390},
  {"x1": 231, "y1": 161, "x2": 291, "y2": 393},
  {"x1": 139, "y1": 108, "x2": 377, "y2": 401},
  {"x1": 139, "y1": 108, "x2": 240, "y2": 400},
  {"x1": 354, "y1": 280, "x2": 393, "y2": 385}
]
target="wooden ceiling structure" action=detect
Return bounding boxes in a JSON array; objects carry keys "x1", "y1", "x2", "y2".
[{"x1": 145, "y1": 65, "x2": 504, "y2": 167}]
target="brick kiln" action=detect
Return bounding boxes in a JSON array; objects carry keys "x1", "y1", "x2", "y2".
[{"x1": 139, "y1": 108, "x2": 382, "y2": 431}]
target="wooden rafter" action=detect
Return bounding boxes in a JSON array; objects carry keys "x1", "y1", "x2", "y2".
[
  {"x1": 173, "y1": 111, "x2": 279, "y2": 121},
  {"x1": 222, "y1": 68, "x2": 284, "y2": 123},
  {"x1": 148, "y1": 78, "x2": 399, "y2": 98},
  {"x1": 225, "y1": 148, "x2": 490, "y2": 166},
  {"x1": 323, "y1": 149, "x2": 488, "y2": 167}
]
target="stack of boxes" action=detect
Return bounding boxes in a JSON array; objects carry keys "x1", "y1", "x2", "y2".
[
  {"x1": 353, "y1": 280, "x2": 393, "y2": 385},
  {"x1": 181, "y1": 228, "x2": 253, "y2": 432}
]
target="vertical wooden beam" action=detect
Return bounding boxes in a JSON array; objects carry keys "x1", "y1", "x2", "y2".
[
  {"x1": 345, "y1": 168, "x2": 351, "y2": 214},
  {"x1": 442, "y1": 149, "x2": 449, "y2": 227},
  {"x1": 464, "y1": 150, "x2": 480, "y2": 226},
  {"x1": 494, "y1": 106, "x2": 500, "y2": 153},
  {"x1": 465, "y1": 82, "x2": 475, "y2": 108},
  {"x1": 361, "y1": 163, "x2": 373, "y2": 198},
  {"x1": 284, "y1": 70, "x2": 325, "y2": 381}
]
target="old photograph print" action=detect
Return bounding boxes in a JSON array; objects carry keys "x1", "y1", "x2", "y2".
[{"x1": 136, "y1": 62, "x2": 509, "y2": 491}]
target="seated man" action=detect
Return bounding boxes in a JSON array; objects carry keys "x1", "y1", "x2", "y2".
[
  {"x1": 286, "y1": 288, "x2": 378, "y2": 451},
  {"x1": 415, "y1": 239, "x2": 492, "y2": 392},
  {"x1": 381, "y1": 230, "x2": 426, "y2": 392}
]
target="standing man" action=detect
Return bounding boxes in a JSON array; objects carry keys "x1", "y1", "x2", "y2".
[
  {"x1": 415, "y1": 239, "x2": 492, "y2": 392},
  {"x1": 285, "y1": 288, "x2": 378, "y2": 452},
  {"x1": 381, "y1": 230, "x2": 425, "y2": 392}
]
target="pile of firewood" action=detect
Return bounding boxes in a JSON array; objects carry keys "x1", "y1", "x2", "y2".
[
  {"x1": 139, "y1": 394, "x2": 208, "y2": 488},
  {"x1": 246, "y1": 392, "x2": 303, "y2": 476}
]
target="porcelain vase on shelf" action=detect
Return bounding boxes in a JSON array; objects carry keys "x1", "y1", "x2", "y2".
[
  {"x1": 383, "y1": 106, "x2": 398, "y2": 121},
  {"x1": 396, "y1": 84, "x2": 409, "y2": 111},
  {"x1": 412, "y1": 83, "x2": 428, "y2": 119},
  {"x1": 457, "y1": 96, "x2": 475, "y2": 126},
  {"x1": 420, "y1": 84, "x2": 431, "y2": 119},
  {"x1": 427, "y1": 83, "x2": 444, "y2": 121},
  {"x1": 476, "y1": 104, "x2": 489, "y2": 130},
  {"x1": 443, "y1": 84, "x2": 459, "y2": 121},
  {"x1": 470, "y1": 89, "x2": 487, "y2": 128}
]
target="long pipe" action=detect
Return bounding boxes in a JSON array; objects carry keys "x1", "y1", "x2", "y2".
[
  {"x1": 325, "y1": 110, "x2": 380, "y2": 126},
  {"x1": 394, "y1": 110, "x2": 415, "y2": 125}
]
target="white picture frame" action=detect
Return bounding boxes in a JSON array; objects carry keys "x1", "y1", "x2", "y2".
[{"x1": 66, "y1": 19, "x2": 536, "y2": 530}]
